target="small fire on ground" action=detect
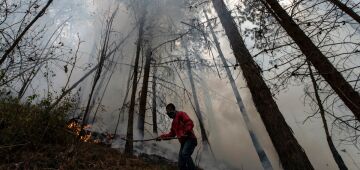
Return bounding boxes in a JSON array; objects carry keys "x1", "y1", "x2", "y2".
[{"x1": 66, "y1": 119, "x2": 114, "y2": 145}]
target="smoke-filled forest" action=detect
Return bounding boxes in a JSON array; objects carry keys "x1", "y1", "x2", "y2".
[{"x1": 1, "y1": 0, "x2": 360, "y2": 169}]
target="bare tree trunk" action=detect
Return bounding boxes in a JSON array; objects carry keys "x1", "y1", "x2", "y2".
[
  {"x1": 211, "y1": 0, "x2": 314, "y2": 169},
  {"x1": 82, "y1": 58, "x2": 104, "y2": 125},
  {"x1": 151, "y1": 66, "x2": 158, "y2": 134},
  {"x1": 184, "y1": 41, "x2": 208, "y2": 144},
  {"x1": 91, "y1": 55, "x2": 117, "y2": 124},
  {"x1": 82, "y1": 16, "x2": 113, "y2": 126},
  {"x1": 262, "y1": 0, "x2": 360, "y2": 122},
  {"x1": 88, "y1": 67, "x2": 109, "y2": 117},
  {"x1": 308, "y1": 61, "x2": 348, "y2": 170},
  {"x1": 327, "y1": 0, "x2": 360, "y2": 24},
  {"x1": 114, "y1": 60, "x2": 134, "y2": 136},
  {"x1": 138, "y1": 48, "x2": 152, "y2": 138},
  {"x1": 125, "y1": 15, "x2": 145, "y2": 155},
  {"x1": 0, "y1": 0, "x2": 53, "y2": 65},
  {"x1": 204, "y1": 10, "x2": 273, "y2": 170}
]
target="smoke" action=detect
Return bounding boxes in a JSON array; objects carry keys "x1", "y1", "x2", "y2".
[{"x1": 9, "y1": 0, "x2": 360, "y2": 169}]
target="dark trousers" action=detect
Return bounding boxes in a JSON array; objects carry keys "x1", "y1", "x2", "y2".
[{"x1": 178, "y1": 138, "x2": 197, "y2": 170}]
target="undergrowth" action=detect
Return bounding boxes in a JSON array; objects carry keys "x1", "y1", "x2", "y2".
[{"x1": 0, "y1": 94, "x2": 175, "y2": 169}]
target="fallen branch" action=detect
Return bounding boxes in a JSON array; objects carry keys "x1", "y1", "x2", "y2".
[{"x1": 120, "y1": 137, "x2": 178, "y2": 142}]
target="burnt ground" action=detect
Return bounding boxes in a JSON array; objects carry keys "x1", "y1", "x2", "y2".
[{"x1": 0, "y1": 142, "x2": 178, "y2": 170}]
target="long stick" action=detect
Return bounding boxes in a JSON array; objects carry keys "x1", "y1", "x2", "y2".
[{"x1": 121, "y1": 137, "x2": 178, "y2": 142}]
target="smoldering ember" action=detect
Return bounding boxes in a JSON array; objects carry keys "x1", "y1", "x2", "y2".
[{"x1": 0, "y1": 0, "x2": 360, "y2": 169}]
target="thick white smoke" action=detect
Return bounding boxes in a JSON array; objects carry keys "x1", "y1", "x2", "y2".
[{"x1": 13, "y1": 0, "x2": 360, "y2": 169}]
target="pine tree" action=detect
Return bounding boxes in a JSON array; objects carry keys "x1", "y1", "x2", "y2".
[
  {"x1": 261, "y1": 0, "x2": 360, "y2": 122},
  {"x1": 210, "y1": 0, "x2": 314, "y2": 169}
]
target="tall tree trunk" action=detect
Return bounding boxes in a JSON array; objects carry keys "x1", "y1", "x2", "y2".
[
  {"x1": 82, "y1": 15, "x2": 113, "y2": 126},
  {"x1": 138, "y1": 48, "x2": 152, "y2": 138},
  {"x1": 184, "y1": 41, "x2": 209, "y2": 144},
  {"x1": 88, "y1": 65, "x2": 110, "y2": 117},
  {"x1": 91, "y1": 56, "x2": 116, "y2": 124},
  {"x1": 0, "y1": 0, "x2": 54, "y2": 65},
  {"x1": 327, "y1": 0, "x2": 360, "y2": 24},
  {"x1": 261, "y1": 0, "x2": 360, "y2": 122},
  {"x1": 211, "y1": 0, "x2": 314, "y2": 169},
  {"x1": 152, "y1": 66, "x2": 158, "y2": 134},
  {"x1": 125, "y1": 15, "x2": 145, "y2": 155},
  {"x1": 114, "y1": 62, "x2": 134, "y2": 136},
  {"x1": 204, "y1": 10, "x2": 273, "y2": 170},
  {"x1": 82, "y1": 66, "x2": 102, "y2": 125},
  {"x1": 308, "y1": 61, "x2": 348, "y2": 170}
]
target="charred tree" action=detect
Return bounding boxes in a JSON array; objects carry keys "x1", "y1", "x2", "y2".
[
  {"x1": 82, "y1": 14, "x2": 114, "y2": 125},
  {"x1": 261, "y1": 0, "x2": 360, "y2": 122},
  {"x1": 151, "y1": 66, "x2": 158, "y2": 134},
  {"x1": 138, "y1": 47, "x2": 152, "y2": 138},
  {"x1": 204, "y1": 10, "x2": 273, "y2": 170},
  {"x1": 82, "y1": 61, "x2": 104, "y2": 125},
  {"x1": 114, "y1": 62, "x2": 134, "y2": 136},
  {"x1": 88, "y1": 66, "x2": 111, "y2": 118},
  {"x1": 125, "y1": 14, "x2": 146, "y2": 155},
  {"x1": 91, "y1": 55, "x2": 117, "y2": 124},
  {"x1": 211, "y1": 0, "x2": 314, "y2": 169},
  {"x1": 307, "y1": 61, "x2": 348, "y2": 170}
]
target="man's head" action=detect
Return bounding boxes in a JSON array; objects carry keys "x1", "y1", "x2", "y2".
[{"x1": 166, "y1": 103, "x2": 176, "y2": 119}]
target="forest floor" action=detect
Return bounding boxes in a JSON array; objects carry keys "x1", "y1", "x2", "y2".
[
  {"x1": 0, "y1": 97, "x2": 179, "y2": 169},
  {"x1": 0, "y1": 142, "x2": 177, "y2": 170}
]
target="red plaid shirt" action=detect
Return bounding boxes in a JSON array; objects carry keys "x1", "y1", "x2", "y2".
[{"x1": 160, "y1": 111, "x2": 196, "y2": 143}]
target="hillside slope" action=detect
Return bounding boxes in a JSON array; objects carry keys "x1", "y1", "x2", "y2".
[{"x1": 0, "y1": 98, "x2": 177, "y2": 170}]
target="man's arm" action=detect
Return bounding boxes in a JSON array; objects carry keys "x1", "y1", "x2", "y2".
[
  {"x1": 160, "y1": 126, "x2": 176, "y2": 139},
  {"x1": 181, "y1": 112, "x2": 194, "y2": 135}
]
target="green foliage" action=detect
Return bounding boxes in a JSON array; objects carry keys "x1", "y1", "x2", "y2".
[{"x1": 0, "y1": 95, "x2": 76, "y2": 147}]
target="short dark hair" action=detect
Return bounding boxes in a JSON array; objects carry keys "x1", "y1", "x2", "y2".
[{"x1": 166, "y1": 103, "x2": 176, "y2": 110}]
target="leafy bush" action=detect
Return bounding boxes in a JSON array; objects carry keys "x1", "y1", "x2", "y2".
[{"x1": 0, "y1": 95, "x2": 76, "y2": 147}]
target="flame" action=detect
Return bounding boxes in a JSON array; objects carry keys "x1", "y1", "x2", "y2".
[
  {"x1": 66, "y1": 119, "x2": 114, "y2": 144},
  {"x1": 66, "y1": 120, "x2": 92, "y2": 142},
  {"x1": 80, "y1": 132, "x2": 92, "y2": 142}
]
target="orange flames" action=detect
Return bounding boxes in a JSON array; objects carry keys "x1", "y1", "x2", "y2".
[
  {"x1": 66, "y1": 119, "x2": 114, "y2": 144},
  {"x1": 66, "y1": 120, "x2": 92, "y2": 142}
]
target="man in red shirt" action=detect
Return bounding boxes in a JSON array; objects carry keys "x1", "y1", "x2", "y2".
[{"x1": 157, "y1": 103, "x2": 197, "y2": 170}]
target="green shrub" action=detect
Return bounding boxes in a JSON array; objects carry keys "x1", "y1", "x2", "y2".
[{"x1": 0, "y1": 95, "x2": 76, "y2": 147}]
